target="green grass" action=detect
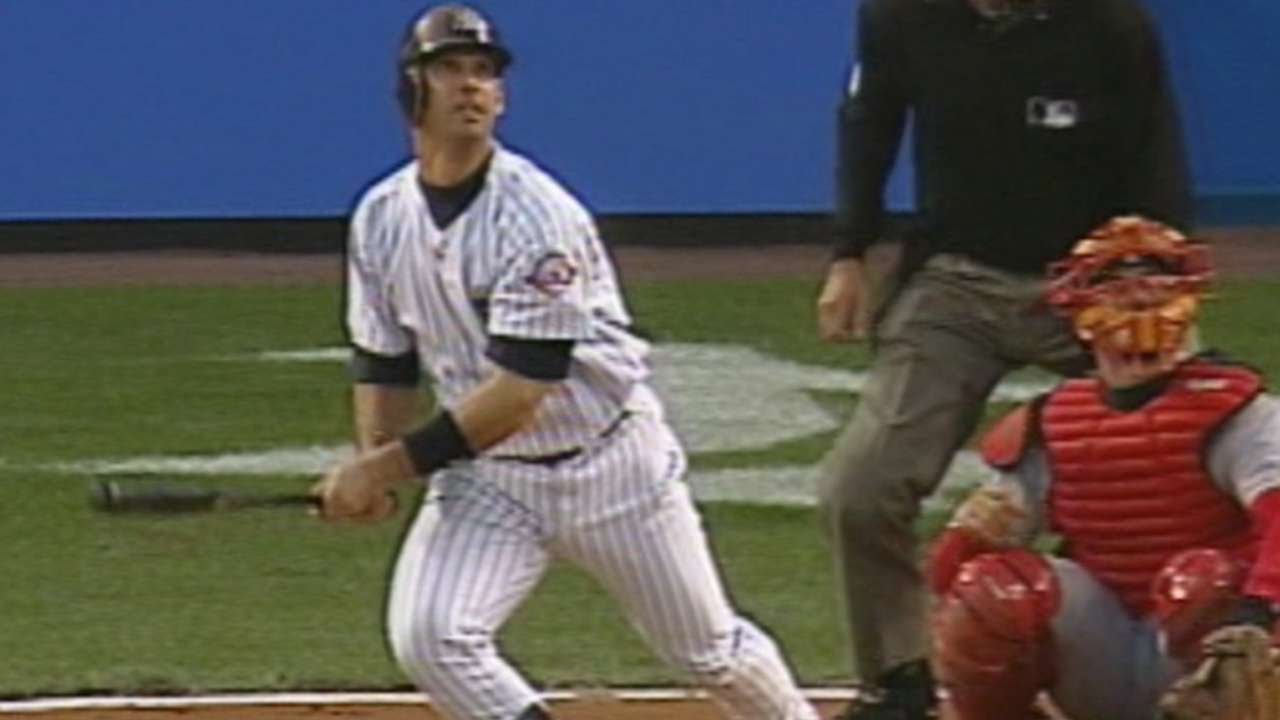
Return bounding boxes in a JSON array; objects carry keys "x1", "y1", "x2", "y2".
[{"x1": 2, "y1": 276, "x2": 1279, "y2": 697}]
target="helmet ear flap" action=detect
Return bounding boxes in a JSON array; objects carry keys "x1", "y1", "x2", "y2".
[{"x1": 397, "y1": 64, "x2": 428, "y2": 123}]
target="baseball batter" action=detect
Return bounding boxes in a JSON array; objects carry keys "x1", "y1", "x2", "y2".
[
  {"x1": 927, "y1": 218, "x2": 1280, "y2": 720},
  {"x1": 310, "y1": 6, "x2": 818, "y2": 720}
]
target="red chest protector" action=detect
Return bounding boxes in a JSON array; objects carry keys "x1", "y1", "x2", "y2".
[{"x1": 986, "y1": 362, "x2": 1263, "y2": 617}]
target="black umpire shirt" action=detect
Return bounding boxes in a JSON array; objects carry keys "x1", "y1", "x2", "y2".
[{"x1": 834, "y1": 0, "x2": 1193, "y2": 274}]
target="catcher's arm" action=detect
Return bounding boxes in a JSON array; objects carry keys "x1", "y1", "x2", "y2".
[
  {"x1": 948, "y1": 481, "x2": 1034, "y2": 547},
  {"x1": 927, "y1": 480, "x2": 1036, "y2": 595}
]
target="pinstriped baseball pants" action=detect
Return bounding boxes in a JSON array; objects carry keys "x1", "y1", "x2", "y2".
[{"x1": 387, "y1": 414, "x2": 818, "y2": 720}]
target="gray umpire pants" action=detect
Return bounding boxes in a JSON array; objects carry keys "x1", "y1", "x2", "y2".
[{"x1": 817, "y1": 252, "x2": 1090, "y2": 682}]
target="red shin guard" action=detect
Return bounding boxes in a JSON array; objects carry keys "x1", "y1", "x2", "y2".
[
  {"x1": 1151, "y1": 548, "x2": 1245, "y2": 664},
  {"x1": 932, "y1": 550, "x2": 1061, "y2": 720}
]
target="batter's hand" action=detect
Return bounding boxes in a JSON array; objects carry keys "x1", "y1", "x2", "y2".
[
  {"x1": 311, "y1": 442, "x2": 413, "y2": 523},
  {"x1": 949, "y1": 484, "x2": 1031, "y2": 548},
  {"x1": 816, "y1": 258, "x2": 867, "y2": 342}
]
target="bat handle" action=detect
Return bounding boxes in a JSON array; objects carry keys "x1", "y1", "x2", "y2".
[{"x1": 259, "y1": 493, "x2": 323, "y2": 509}]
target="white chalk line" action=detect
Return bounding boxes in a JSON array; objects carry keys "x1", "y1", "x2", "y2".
[
  {"x1": 36, "y1": 342, "x2": 1016, "y2": 506},
  {"x1": 0, "y1": 688, "x2": 859, "y2": 714},
  {"x1": 257, "y1": 343, "x2": 1052, "y2": 454}
]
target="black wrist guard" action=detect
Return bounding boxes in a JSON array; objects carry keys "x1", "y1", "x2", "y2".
[{"x1": 402, "y1": 410, "x2": 474, "y2": 476}]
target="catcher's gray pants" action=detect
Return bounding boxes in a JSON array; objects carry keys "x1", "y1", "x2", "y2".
[
  {"x1": 817, "y1": 253, "x2": 1089, "y2": 681},
  {"x1": 1046, "y1": 558, "x2": 1183, "y2": 720}
]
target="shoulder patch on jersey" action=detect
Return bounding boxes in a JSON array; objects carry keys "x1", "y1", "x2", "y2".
[
  {"x1": 525, "y1": 251, "x2": 578, "y2": 296},
  {"x1": 980, "y1": 403, "x2": 1039, "y2": 470}
]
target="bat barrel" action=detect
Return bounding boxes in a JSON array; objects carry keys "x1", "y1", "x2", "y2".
[
  {"x1": 90, "y1": 480, "x2": 222, "y2": 513},
  {"x1": 88, "y1": 479, "x2": 319, "y2": 514}
]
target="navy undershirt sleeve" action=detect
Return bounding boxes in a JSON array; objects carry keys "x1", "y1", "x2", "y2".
[
  {"x1": 485, "y1": 336, "x2": 574, "y2": 381},
  {"x1": 349, "y1": 345, "x2": 421, "y2": 386}
]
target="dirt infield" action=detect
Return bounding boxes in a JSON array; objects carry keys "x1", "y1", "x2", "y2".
[
  {"x1": 0, "y1": 228, "x2": 1278, "y2": 289},
  {"x1": 11, "y1": 699, "x2": 850, "y2": 720},
  {"x1": 0, "y1": 244, "x2": 831, "y2": 288}
]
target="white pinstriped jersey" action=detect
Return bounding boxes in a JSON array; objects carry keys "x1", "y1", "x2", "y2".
[{"x1": 346, "y1": 144, "x2": 661, "y2": 458}]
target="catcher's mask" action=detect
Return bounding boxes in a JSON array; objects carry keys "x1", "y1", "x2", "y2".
[
  {"x1": 396, "y1": 4, "x2": 512, "y2": 123},
  {"x1": 1047, "y1": 216, "x2": 1211, "y2": 361}
]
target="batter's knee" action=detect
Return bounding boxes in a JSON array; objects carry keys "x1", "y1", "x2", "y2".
[
  {"x1": 662, "y1": 632, "x2": 738, "y2": 684},
  {"x1": 933, "y1": 550, "x2": 1060, "y2": 720},
  {"x1": 1151, "y1": 548, "x2": 1245, "y2": 663},
  {"x1": 387, "y1": 603, "x2": 494, "y2": 685}
]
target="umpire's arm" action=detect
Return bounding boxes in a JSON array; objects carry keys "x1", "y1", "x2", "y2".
[
  {"x1": 833, "y1": 0, "x2": 909, "y2": 261},
  {"x1": 1114, "y1": 5, "x2": 1193, "y2": 230},
  {"x1": 819, "y1": 0, "x2": 909, "y2": 342}
]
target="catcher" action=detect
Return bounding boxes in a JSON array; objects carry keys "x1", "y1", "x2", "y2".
[{"x1": 926, "y1": 217, "x2": 1280, "y2": 720}]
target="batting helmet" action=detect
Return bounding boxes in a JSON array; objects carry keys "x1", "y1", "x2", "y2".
[
  {"x1": 1047, "y1": 216, "x2": 1211, "y2": 358},
  {"x1": 396, "y1": 4, "x2": 512, "y2": 121}
]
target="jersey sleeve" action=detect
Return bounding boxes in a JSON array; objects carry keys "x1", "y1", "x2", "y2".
[
  {"x1": 345, "y1": 198, "x2": 414, "y2": 356},
  {"x1": 1109, "y1": 2, "x2": 1193, "y2": 230},
  {"x1": 1206, "y1": 394, "x2": 1280, "y2": 506},
  {"x1": 833, "y1": 0, "x2": 910, "y2": 259},
  {"x1": 485, "y1": 204, "x2": 595, "y2": 342}
]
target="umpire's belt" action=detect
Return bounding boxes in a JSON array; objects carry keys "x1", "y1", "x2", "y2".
[{"x1": 491, "y1": 411, "x2": 632, "y2": 467}]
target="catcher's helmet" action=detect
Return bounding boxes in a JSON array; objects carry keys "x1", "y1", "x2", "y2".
[
  {"x1": 1047, "y1": 216, "x2": 1211, "y2": 358},
  {"x1": 396, "y1": 5, "x2": 512, "y2": 121}
]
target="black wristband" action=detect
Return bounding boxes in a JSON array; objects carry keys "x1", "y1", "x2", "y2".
[
  {"x1": 402, "y1": 411, "x2": 475, "y2": 476},
  {"x1": 1230, "y1": 595, "x2": 1280, "y2": 631}
]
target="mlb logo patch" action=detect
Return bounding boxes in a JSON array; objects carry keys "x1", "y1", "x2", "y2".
[{"x1": 1026, "y1": 96, "x2": 1080, "y2": 129}]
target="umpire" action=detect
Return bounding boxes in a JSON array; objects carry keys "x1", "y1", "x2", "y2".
[{"x1": 814, "y1": 1, "x2": 1192, "y2": 718}]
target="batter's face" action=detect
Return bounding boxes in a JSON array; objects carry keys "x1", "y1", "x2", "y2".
[{"x1": 419, "y1": 50, "x2": 506, "y2": 142}]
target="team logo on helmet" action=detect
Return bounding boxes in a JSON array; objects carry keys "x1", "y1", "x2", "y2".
[{"x1": 445, "y1": 8, "x2": 491, "y2": 42}]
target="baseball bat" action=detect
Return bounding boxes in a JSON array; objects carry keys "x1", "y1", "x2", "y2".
[{"x1": 89, "y1": 478, "x2": 319, "y2": 514}]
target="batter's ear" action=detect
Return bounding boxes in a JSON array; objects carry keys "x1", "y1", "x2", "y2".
[{"x1": 494, "y1": 81, "x2": 507, "y2": 119}]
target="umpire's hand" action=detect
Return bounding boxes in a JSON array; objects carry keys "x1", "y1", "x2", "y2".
[{"x1": 816, "y1": 258, "x2": 868, "y2": 341}]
